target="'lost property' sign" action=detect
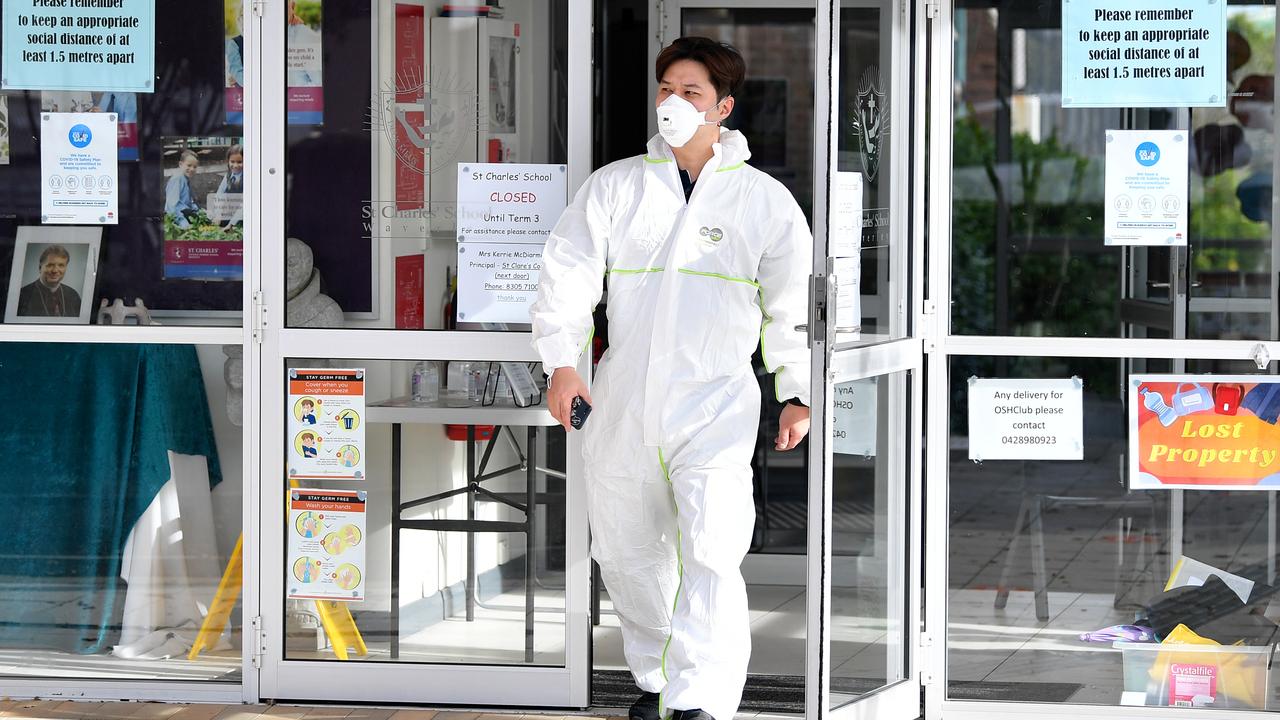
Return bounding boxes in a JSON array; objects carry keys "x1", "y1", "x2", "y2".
[
  {"x1": 3, "y1": 0, "x2": 155, "y2": 93},
  {"x1": 1062, "y1": 0, "x2": 1226, "y2": 108}
]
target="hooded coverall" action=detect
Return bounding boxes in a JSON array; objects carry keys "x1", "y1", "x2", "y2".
[{"x1": 531, "y1": 129, "x2": 812, "y2": 720}]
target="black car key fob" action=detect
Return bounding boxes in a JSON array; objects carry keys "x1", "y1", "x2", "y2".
[{"x1": 570, "y1": 396, "x2": 592, "y2": 429}]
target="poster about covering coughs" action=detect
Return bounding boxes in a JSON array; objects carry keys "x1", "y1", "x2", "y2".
[
  {"x1": 288, "y1": 368, "x2": 365, "y2": 481},
  {"x1": 41, "y1": 112, "x2": 118, "y2": 224},
  {"x1": 287, "y1": 489, "x2": 367, "y2": 601},
  {"x1": 1130, "y1": 375, "x2": 1280, "y2": 490},
  {"x1": 1104, "y1": 130, "x2": 1188, "y2": 246}
]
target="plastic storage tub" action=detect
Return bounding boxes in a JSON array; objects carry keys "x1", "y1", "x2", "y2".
[{"x1": 1114, "y1": 641, "x2": 1274, "y2": 709}]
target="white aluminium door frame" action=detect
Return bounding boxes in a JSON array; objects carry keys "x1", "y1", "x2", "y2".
[
  {"x1": 806, "y1": 0, "x2": 924, "y2": 717},
  {"x1": 256, "y1": 0, "x2": 592, "y2": 707}
]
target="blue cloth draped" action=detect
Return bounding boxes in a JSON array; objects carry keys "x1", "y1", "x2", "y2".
[{"x1": 0, "y1": 344, "x2": 221, "y2": 653}]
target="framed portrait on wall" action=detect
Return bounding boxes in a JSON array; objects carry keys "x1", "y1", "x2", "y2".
[{"x1": 4, "y1": 226, "x2": 102, "y2": 324}]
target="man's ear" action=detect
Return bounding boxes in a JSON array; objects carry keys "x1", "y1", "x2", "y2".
[{"x1": 718, "y1": 96, "x2": 735, "y2": 123}]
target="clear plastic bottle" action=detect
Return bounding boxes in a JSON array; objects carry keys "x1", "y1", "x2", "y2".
[
  {"x1": 1141, "y1": 388, "x2": 1177, "y2": 427},
  {"x1": 411, "y1": 362, "x2": 425, "y2": 403},
  {"x1": 469, "y1": 365, "x2": 485, "y2": 403},
  {"x1": 414, "y1": 361, "x2": 439, "y2": 403}
]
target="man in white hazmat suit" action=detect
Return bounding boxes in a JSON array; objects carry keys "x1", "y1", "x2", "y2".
[{"x1": 531, "y1": 37, "x2": 812, "y2": 720}]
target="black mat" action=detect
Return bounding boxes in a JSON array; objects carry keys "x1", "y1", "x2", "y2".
[
  {"x1": 948, "y1": 680, "x2": 1082, "y2": 703},
  {"x1": 594, "y1": 670, "x2": 889, "y2": 714}
]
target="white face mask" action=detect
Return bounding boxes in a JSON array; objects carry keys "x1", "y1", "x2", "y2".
[{"x1": 656, "y1": 93, "x2": 722, "y2": 148}]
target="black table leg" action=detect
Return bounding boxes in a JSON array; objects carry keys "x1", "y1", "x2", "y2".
[
  {"x1": 466, "y1": 424, "x2": 476, "y2": 622},
  {"x1": 526, "y1": 426, "x2": 536, "y2": 663},
  {"x1": 390, "y1": 422, "x2": 401, "y2": 659}
]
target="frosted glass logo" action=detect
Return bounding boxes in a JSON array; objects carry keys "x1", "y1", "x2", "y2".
[
  {"x1": 68, "y1": 124, "x2": 92, "y2": 149},
  {"x1": 1136, "y1": 142, "x2": 1160, "y2": 167}
]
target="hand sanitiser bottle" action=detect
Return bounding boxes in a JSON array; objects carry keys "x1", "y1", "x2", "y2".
[{"x1": 1141, "y1": 388, "x2": 1178, "y2": 427}]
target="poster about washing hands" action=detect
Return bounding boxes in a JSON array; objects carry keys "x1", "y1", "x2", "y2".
[
  {"x1": 287, "y1": 489, "x2": 367, "y2": 601},
  {"x1": 41, "y1": 112, "x2": 118, "y2": 225},
  {"x1": 1130, "y1": 375, "x2": 1280, "y2": 491},
  {"x1": 1104, "y1": 130, "x2": 1188, "y2": 246},
  {"x1": 288, "y1": 368, "x2": 366, "y2": 481}
]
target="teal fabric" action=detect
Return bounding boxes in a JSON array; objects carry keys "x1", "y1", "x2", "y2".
[{"x1": 0, "y1": 343, "x2": 221, "y2": 654}]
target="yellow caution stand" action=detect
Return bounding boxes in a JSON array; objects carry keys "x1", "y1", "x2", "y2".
[
  {"x1": 189, "y1": 529, "x2": 368, "y2": 660},
  {"x1": 188, "y1": 535, "x2": 244, "y2": 660},
  {"x1": 315, "y1": 600, "x2": 369, "y2": 660}
]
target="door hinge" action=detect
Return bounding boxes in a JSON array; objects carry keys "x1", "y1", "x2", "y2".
[
  {"x1": 251, "y1": 0, "x2": 266, "y2": 18},
  {"x1": 251, "y1": 616, "x2": 266, "y2": 668},
  {"x1": 925, "y1": 0, "x2": 940, "y2": 19},
  {"x1": 252, "y1": 291, "x2": 268, "y2": 345}
]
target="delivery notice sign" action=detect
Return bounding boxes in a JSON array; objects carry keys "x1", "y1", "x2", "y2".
[{"x1": 1129, "y1": 375, "x2": 1280, "y2": 490}]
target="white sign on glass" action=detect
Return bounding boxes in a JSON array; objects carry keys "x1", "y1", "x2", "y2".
[
  {"x1": 456, "y1": 163, "x2": 567, "y2": 244},
  {"x1": 287, "y1": 489, "x2": 367, "y2": 602},
  {"x1": 968, "y1": 378, "x2": 1085, "y2": 461},
  {"x1": 1104, "y1": 130, "x2": 1189, "y2": 246},
  {"x1": 833, "y1": 377, "x2": 878, "y2": 457},
  {"x1": 457, "y1": 242, "x2": 544, "y2": 325},
  {"x1": 41, "y1": 112, "x2": 118, "y2": 225},
  {"x1": 830, "y1": 171, "x2": 863, "y2": 257}
]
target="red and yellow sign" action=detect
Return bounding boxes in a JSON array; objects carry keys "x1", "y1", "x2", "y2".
[{"x1": 1130, "y1": 375, "x2": 1280, "y2": 490}]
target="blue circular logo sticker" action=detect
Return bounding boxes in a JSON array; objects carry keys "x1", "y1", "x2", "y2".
[
  {"x1": 68, "y1": 124, "x2": 93, "y2": 149},
  {"x1": 1135, "y1": 142, "x2": 1160, "y2": 167}
]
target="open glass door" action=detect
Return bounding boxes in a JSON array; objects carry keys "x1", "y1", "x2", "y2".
[
  {"x1": 256, "y1": 0, "x2": 593, "y2": 707},
  {"x1": 803, "y1": 0, "x2": 923, "y2": 717}
]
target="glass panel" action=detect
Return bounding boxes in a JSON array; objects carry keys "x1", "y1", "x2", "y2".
[
  {"x1": 951, "y1": 2, "x2": 1278, "y2": 341},
  {"x1": 831, "y1": 370, "x2": 912, "y2": 710},
  {"x1": 282, "y1": 357, "x2": 567, "y2": 666},
  {"x1": 0, "y1": 6, "x2": 244, "y2": 324},
  {"x1": 283, "y1": 1, "x2": 569, "y2": 329},
  {"x1": 0, "y1": 342, "x2": 242, "y2": 681},
  {"x1": 948, "y1": 354, "x2": 1280, "y2": 709},
  {"x1": 837, "y1": 0, "x2": 905, "y2": 343},
  {"x1": 682, "y1": 7, "x2": 817, "y2": 220}
]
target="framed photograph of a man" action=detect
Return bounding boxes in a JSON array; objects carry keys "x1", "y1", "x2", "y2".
[{"x1": 5, "y1": 227, "x2": 102, "y2": 324}]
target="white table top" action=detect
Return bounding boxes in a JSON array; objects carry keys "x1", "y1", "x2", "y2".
[{"x1": 367, "y1": 396, "x2": 558, "y2": 427}]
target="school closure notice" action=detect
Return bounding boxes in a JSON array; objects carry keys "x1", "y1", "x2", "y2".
[
  {"x1": 1062, "y1": 0, "x2": 1225, "y2": 107},
  {"x1": 3, "y1": 0, "x2": 154, "y2": 92}
]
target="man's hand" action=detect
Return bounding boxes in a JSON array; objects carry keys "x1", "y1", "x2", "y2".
[
  {"x1": 548, "y1": 367, "x2": 592, "y2": 431},
  {"x1": 776, "y1": 403, "x2": 810, "y2": 451}
]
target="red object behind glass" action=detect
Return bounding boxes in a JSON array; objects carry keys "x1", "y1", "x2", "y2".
[{"x1": 1214, "y1": 383, "x2": 1245, "y2": 415}]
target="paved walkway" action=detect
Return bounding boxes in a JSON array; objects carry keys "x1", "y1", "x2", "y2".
[{"x1": 0, "y1": 702, "x2": 629, "y2": 720}]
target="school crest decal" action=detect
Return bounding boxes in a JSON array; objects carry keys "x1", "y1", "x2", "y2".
[{"x1": 849, "y1": 67, "x2": 889, "y2": 184}]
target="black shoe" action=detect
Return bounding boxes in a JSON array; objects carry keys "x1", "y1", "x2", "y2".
[
  {"x1": 629, "y1": 691, "x2": 660, "y2": 720},
  {"x1": 672, "y1": 711, "x2": 715, "y2": 720}
]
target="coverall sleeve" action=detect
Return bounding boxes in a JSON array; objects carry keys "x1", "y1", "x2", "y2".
[
  {"x1": 756, "y1": 201, "x2": 813, "y2": 406},
  {"x1": 530, "y1": 171, "x2": 610, "y2": 372}
]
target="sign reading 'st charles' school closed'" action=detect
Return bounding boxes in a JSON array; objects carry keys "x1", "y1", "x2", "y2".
[{"x1": 1130, "y1": 375, "x2": 1280, "y2": 490}]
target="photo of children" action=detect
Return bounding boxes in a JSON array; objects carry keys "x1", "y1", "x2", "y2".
[
  {"x1": 161, "y1": 137, "x2": 245, "y2": 281},
  {"x1": 225, "y1": 0, "x2": 245, "y2": 125},
  {"x1": 286, "y1": 0, "x2": 324, "y2": 124},
  {"x1": 0, "y1": 96, "x2": 10, "y2": 166}
]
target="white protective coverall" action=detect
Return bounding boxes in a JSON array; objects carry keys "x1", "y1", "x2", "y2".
[{"x1": 530, "y1": 129, "x2": 812, "y2": 720}]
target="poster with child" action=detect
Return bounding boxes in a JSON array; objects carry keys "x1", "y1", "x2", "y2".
[
  {"x1": 288, "y1": 369, "x2": 366, "y2": 481},
  {"x1": 287, "y1": 489, "x2": 366, "y2": 601}
]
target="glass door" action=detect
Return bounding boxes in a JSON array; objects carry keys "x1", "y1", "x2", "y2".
[
  {"x1": 256, "y1": 0, "x2": 593, "y2": 706},
  {"x1": 804, "y1": 0, "x2": 923, "y2": 717}
]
